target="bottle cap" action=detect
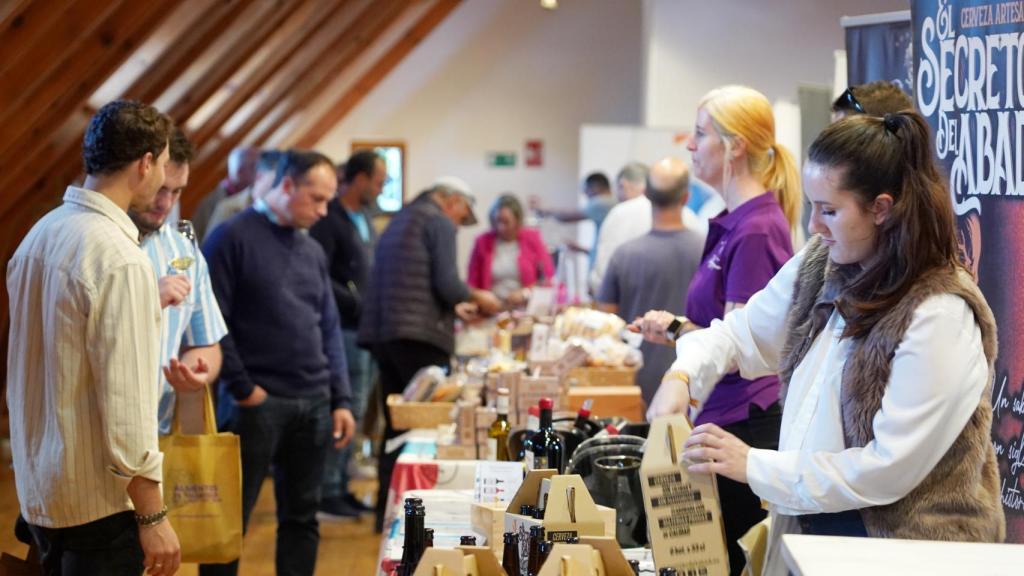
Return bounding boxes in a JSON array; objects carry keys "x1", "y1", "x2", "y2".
[{"x1": 539, "y1": 397, "x2": 553, "y2": 410}]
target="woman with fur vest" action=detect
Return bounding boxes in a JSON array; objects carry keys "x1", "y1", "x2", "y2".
[{"x1": 647, "y1": 110, "x2": 1005, "y2": 574}]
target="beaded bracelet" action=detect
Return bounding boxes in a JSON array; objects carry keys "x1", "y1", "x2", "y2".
[{"x1": 135, "y1": 506, "x2": 169, "y2": 527}]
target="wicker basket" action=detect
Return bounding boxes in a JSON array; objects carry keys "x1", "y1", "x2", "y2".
[{"x1": 386, "y1": 394, "x2": 459, "y2": 430}]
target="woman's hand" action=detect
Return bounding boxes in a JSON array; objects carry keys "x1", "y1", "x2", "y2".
[
  {"x1": 628, "y1": 310, "x2": 676, "y2": 346},
  {"x1": 647, "y1": 371, "x2": 692, "y2": 421},
  {"x1": 683, "y1": 423, "x2": 751, "y2": 484}
]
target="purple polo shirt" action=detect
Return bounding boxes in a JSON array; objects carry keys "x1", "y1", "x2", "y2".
[{"x1": 685, "y1": 192, "x2": 793, "y2": 426}]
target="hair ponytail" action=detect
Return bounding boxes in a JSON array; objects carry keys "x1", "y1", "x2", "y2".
[
  {"x1": 763, "y1": 142, "x2": 802, "y2": 237},
  {"x1": 700, "y1": 85, "x2": 803, "y2": 240}
]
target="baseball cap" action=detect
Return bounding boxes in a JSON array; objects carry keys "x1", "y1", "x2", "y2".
[{"x1": 432, "y1": 176, "x2": 478, "y2": 226}]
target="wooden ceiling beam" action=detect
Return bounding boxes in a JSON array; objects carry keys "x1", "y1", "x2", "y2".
[
  {"x1": 0, "y1": 0, "x2": 35, "y2": 27},
  {"x1": 294, "y1": 0, "x2": 463, "y2": 148},
  {"x1": 247, "y1": 0, "x2": 415, "y2": 148},
  {"x1": 0, "y1": 0, "x2": 73, "y2": 73},
  {"x1": 0, "y1": 0, "x2": 127, "y2": 120},
  {"x1": 122, "y1": 0, "x2": 257, "y2": 105},
  {"x1": 182, "y1": 0, "x2": 405, "y2": 210},
  {"x1": 0, "y1": 111, "x2": 88, "y2": 220},
  {"x1": 0, "y1": 0, "x2": 177, "y2": 163},
  {"x1": 164, "y1": 0, "x2": 295, "y2": 124},
  {"x1": 188, "y1": 0, "x2": 349, "y2": 149}
]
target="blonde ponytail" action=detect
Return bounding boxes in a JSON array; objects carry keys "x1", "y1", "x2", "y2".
[
  {"x1": 764, "y1": 142, "x2": 802, "y2": 236},
  {"x1": 700, "y1": 85, "x2": 803, "y2": 239}
]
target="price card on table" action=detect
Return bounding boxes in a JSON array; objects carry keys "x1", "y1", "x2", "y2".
[{"x1": 473, "y1": 461, "x2": 525, "y2": 504}]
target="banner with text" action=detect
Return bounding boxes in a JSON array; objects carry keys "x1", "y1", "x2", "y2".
[{"x1": 913, "y1": 0, "x2": 1024, "y2": 542}]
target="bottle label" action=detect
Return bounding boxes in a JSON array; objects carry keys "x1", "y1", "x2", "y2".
[
  {"x1": 534, "y1": 454, "x2": 548, "y2": 470},
  {"x1": 524, "y1": 451, "x2": 534, "y2": 471},
  {"x1": 487, "y1": 438, "x2": 497, "y2": 461}
]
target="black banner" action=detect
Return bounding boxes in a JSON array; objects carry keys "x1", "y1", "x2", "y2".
[{"x1": 913, "y1": 0, "x2": 1024, "y2": 543}]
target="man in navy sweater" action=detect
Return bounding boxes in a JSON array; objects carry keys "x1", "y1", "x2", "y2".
[{"x1": 201, "y1": 150, "x2": 355, "y2": 576}]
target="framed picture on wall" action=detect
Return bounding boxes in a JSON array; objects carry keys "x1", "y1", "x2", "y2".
[{"x1": 351, "y1": 140, "x2": 406, "y2": 213}]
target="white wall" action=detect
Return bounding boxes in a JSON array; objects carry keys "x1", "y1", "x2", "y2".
[
  {"x1": 316, "y1": 0, "x2": 644, "y2": 270},
  {"x1": 643, "y1": 0, "x2": 909, "y2": 127}
]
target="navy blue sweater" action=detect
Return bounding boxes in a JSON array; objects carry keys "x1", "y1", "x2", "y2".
[{"x1": 203, "y1": 207, "x2": 351, "y2": 410}]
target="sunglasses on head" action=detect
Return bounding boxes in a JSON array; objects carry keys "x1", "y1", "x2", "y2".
[{"x1": 833, "y1": 87, "x2": 865, "y2": 114}]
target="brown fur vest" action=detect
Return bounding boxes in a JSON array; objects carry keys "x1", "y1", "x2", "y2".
[{"x1": 777, "y1": 236, "x2": 1005, "y2": 541}]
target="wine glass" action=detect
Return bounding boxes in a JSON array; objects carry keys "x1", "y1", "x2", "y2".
[{"x1": 168, "y1": 219, "x2": 198, "y2": 272}]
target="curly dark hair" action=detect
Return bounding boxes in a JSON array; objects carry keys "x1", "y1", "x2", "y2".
[
  {"x1": 169, "y1": 127, "x2": 195, "y2": 164},
  {"x1": 82, "y1": 100, "x2": 174, "y2": 175}
]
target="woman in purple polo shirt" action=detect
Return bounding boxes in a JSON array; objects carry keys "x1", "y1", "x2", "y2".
[{"x1": 635, "y1": 85, "x2": 802, "y2": 575}]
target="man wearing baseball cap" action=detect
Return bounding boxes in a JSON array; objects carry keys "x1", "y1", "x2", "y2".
[{"x1": 359, "y1": 176, "x2": 499, "y2": 530}]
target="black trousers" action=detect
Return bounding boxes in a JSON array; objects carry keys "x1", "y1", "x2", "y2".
[
  {"x1": 370, "y1": 339, "x2": 450, "y2": 532},
  {"x1": 27, "y1": 511, "x2": 143, "y2": 576},
  {"x1": 719, "y1": 402, "x2": 782, "y2": 576},
  {"x1": 200, "y1": 394, "x2": 333, "y2": 576}
]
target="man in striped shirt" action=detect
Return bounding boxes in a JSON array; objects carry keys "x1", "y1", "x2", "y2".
[
  {"x1": 6, "y1": 100, "x2": 181, "y2": 575},
  {"x1": 129, "y1": 128, "x2": 227, "y2": 434}
]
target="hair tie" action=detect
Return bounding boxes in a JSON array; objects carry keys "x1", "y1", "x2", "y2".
[
  {"x1": 767, "y1": 144, "x2": 776, "y2": 159},
  {"x1": 883, "y1": 113, "x2": 900, "y2": 135}
]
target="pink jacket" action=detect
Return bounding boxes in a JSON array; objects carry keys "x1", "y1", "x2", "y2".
[{"x1": 468, "y1": 228, "x2": 554, "y2": 290}]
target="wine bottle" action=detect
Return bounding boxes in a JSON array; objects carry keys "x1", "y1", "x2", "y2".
[
  {"x1": 411, "y1": 504, "x2": 426, "y2": 570},
  {"x1": 398, "y1": 498, "x2": 419, "y2": 570},
  {"x1": 459, "y1": 535, "x2": 477, "y2": 546},
  {"x1": 501, "y1": 532, "x2": 520, "y2": 576},
  {"x1": 487, "y1": 388, "x2": 512, "y2": 461},
  {"x1": 659, "y1": 568, "x2": 679, "y2": 576},
  {"x1": 423, "y1": 528, "x2": 434, "y2": 549},
  {"x1": 526, "y1": 398, "x2": 563, "y2": 472}
]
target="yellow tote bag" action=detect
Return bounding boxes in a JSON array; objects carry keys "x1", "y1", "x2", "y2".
[{"x1": 159, "y1": 389, "x2": 242, "y2": 564}]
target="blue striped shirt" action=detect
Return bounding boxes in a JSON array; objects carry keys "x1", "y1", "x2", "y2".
[{"x1": 141, "y1": 222, "x2": 228, "y2": 434}]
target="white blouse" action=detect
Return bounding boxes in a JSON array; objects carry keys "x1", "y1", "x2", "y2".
[{"x1": 668, "y1": 244, "x2": 989, "y2": 573}]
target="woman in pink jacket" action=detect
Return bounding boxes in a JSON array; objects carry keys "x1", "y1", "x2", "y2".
[{"x1": 468, "y1": 194, "x2": 554, "y2": 308}]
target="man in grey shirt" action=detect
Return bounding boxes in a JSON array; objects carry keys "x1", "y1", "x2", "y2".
[{"x1": 597, "y1": 157, "x2": 705, "y2": 405}]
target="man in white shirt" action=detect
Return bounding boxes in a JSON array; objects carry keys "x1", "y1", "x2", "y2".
[
  {"x1": 6, "y1": 100, "x2": 181, "y2": 576},
  {"x1": 588, "y1": 162, "x2": 712, "y2": 294}
]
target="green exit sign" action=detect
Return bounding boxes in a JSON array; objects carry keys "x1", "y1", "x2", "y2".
[{"x1": 487, "y1": 151, "x2": 516, "y2": 167}]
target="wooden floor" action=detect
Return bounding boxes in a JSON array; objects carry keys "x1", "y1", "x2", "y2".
[{"x1": 0, "y1": 468, "x2": 382, "y2": 576}]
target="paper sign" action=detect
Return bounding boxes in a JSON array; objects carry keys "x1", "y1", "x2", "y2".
[
  {"x1": 640, "y1": 415, "x2": 729, "y2": 576},
  {"x1": 474, "y1": 461, "x2": 525, "y2": 504}
]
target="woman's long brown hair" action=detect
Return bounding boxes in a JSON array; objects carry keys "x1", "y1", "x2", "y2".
[{"x1": 807, "y1": 111, "x2": 961, "y2": 339}]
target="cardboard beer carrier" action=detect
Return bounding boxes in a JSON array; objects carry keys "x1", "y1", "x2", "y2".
[
  {"x1": 640, "y1": 415, "x2": 729, "y2": 576},
  {"x1": 535, "y1": 536, "x2": 636, "y2": 576},
  {"x1": 499, "y1": 470, "x2": 616, "y2": 570},
  {"x1": 411, "y1": 546, "x2": 504, "y2": 576}
]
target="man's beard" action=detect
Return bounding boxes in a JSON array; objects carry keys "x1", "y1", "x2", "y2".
[{"x1": 128, "y1": 208, "x2": 163, "y2": 235}]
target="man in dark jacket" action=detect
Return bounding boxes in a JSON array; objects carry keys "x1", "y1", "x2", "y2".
[
  {"x1": 310, "y1": 150, "x2": 386, "y2": 519},
  {"x1": 359, "y1": 177, "x2": 500, "y2": 531}
]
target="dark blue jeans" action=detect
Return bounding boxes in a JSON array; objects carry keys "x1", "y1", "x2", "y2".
[
  {"x1": 27, "y1": 511, "x2": 143, "y2": 576},
  {"x1": 200, "y1": 394, "x2": 333, "y2": 576},
  {"x1": 797, "y1": 510, "x2": 869, "y2": 536}
]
